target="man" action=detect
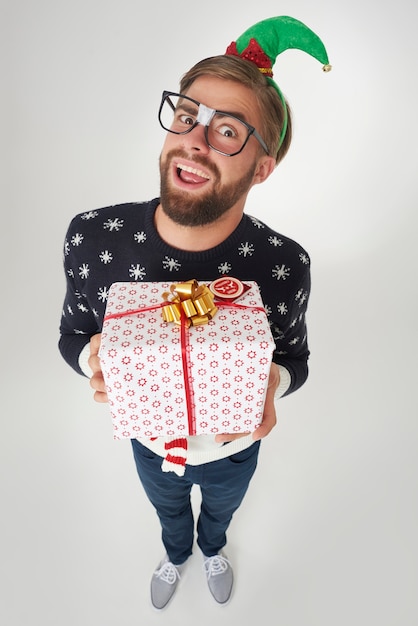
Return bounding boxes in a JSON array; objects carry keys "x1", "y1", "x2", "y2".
[{"x1": 59, "y1": 16, "x2": 330, "y2": 610}]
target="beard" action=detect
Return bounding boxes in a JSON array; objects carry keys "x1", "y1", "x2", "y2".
[{"x1": 159, "y1": 149, "x2": 256, "y2": 227}]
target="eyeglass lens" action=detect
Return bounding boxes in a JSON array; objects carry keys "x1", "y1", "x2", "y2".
[{"x1": 159, "y1": 93, "x2": 252, "y2": 156}]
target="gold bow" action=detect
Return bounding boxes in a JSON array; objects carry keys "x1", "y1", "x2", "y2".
[{"x1": 161, "y1": 280, "x2": 218, "y2": 327}]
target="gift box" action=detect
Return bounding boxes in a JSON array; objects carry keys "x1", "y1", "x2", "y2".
[{"x1": 99, "y1": 280, "x2": 275, "y2": 440}]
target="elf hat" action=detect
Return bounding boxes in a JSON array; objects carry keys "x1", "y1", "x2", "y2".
[{"x1": 225, "y1": 15, "x2": 331, "y2": 149}]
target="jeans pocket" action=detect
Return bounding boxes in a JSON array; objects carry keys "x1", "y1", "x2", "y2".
[
  {"x1": 131, "y1": 439, "x2": 158, "y2": 460},
  {"x1": 227, "y1": 441, "x2": 260, "y2": 465}
]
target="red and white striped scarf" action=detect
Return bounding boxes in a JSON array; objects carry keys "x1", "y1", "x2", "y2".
[{"x1": 150, "y1": 437, "x2": 188, "y2": 476}]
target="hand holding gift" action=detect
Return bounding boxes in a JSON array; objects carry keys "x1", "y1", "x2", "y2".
[{"x1": 88, "y1": 333, "x2": 108, "y2": 403}]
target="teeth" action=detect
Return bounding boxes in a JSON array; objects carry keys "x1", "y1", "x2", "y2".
[{"x1": 176, "y1": 163, "x2": 210, "y2": 179}]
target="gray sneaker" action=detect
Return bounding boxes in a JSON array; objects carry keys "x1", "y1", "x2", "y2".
[
  {"x1": 150, "y1": 555, "x2": 185, "y2": 610},
  {"x1": 203, "y1": 552, "x2": 234, "y2": 604}
]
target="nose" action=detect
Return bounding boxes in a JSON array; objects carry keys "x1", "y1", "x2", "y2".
[{"x1": 182, "y1": 123, "x2": 211, "y2": 154}]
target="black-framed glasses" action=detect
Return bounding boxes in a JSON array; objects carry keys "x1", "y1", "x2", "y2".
[{"x1": 158, "y1": 90, "x2": 270, "y2": 157}]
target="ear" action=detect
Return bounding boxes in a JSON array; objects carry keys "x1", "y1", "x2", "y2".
[{"x1": 252, "y1": 155, "x2": 276, "y2": 185}]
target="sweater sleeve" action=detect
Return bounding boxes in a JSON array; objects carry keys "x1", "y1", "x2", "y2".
[
  {"x1": 58, "y1": 217, "x2": 101, "y2": 376},
  {"x1": 269, "y1": 263, "x2": 311, "y2": 397}
]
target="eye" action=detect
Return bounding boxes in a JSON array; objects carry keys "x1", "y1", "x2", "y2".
[
  {"x1": 179, "y1": 113, "x2": 196, "y2": 126},
  {"x1": 217, "y1": 123, "x2": 237, "y2": 138}
]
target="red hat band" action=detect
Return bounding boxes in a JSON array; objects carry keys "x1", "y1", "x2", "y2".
[{"x1": 225, "y1": 39, "x2": 273, "y2": 78}]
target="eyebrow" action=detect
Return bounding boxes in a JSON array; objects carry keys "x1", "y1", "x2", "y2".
[
  {"x1": 216, "y1": 109, "x2": 250, "y2": 124},
  {"x1": 176, "y1": 99, "x2": 198, "y2": 112}
]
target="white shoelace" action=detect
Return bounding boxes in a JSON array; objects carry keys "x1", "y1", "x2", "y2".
[
  {"x1": 155, "y1": 561, "x2": 181, "y2": 585},
  {"x1": 203, "y1": 554, "x2": 230, "y2": 579}
]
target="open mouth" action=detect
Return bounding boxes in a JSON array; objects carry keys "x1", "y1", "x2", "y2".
[{"x1": 176, "y1": 163, "x2": 210, "y2": 184}]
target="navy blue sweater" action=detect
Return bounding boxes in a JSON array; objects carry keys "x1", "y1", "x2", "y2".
[{"x1": 59, "y1": 198, "x2": 310, "y2": 395}]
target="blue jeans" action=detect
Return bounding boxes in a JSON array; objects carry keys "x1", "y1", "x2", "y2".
[{"x1": 131, "y1": 439, "x2": 261, "y2": 565}]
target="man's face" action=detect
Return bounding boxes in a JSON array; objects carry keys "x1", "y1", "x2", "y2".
[{"x1": 159, "y1": 75, "x2": 271, "y2": 227}]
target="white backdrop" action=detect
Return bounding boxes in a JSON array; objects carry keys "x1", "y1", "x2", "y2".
[{"x1": 2, "y1": 1, "x2": 417, "y2": 625}]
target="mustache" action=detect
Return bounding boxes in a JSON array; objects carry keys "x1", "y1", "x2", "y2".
[{"x1": 161, "y1": 149, "x2": 220, "y2": 178}]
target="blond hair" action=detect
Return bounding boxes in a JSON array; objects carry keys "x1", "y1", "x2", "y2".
[{"x1": 179, "y1": 55, "x2": 292, "y2": 164}]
